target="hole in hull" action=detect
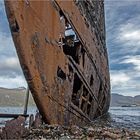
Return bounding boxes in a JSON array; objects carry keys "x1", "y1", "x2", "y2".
[
  {"x1": 72, "y1": 73, "x2": 82, "y2": 106},
  {"x1": 57, "y1": 66, "x2": 66, "y2": 80},
  {"x1": 90, "y1": 75, "x2": 94, "y2": 86},
  {"x1": 11, "y1": 19, "x2": 20, "y2": 33}
]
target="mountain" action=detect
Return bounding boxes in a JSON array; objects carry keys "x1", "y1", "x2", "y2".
[
  {"x1": 0, "y1": 87, "x2": 35, "y2": 107},
  {"x1": 111, "y1": 93, "x2": 140, "y2": 107},
  {"x1": 0, "y1": 88, "x2": 139, "y2": 107}
]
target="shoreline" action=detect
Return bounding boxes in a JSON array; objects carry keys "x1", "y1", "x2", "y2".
[{"x1": 0, "y1": 113, "x2": 140, "y2": 139}]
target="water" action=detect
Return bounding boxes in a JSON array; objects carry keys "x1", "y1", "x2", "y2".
[
  {"x1": 0, "y1": 106, "x2": 37, "y2": 115},
  {"x1": 0, "y1": 106, "x2": 139, "y2": 130},
  {"x1": 0, "y1": 106, "x2": 37, "y2": 125},
  {"x1": 109, "y1": 106, "x2": 140, "y2": 116},
  {"x1": 109, "y1": 106, "x2": 140, "y2": 130}
]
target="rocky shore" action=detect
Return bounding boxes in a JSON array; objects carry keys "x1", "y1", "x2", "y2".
[
  {"x1": 0, "y1": 113, "x2": 140, "y2": 139},
  {"x1": 22, "y1": 124, "x2": 140, "y2": 140}
]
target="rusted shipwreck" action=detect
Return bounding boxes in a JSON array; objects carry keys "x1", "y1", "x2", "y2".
[{"x1": 5, "y1": 0, "x2": 110, "y2": 125}]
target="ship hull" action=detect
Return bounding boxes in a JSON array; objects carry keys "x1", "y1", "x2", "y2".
[{"x1": 5, "y1": 0, "x2": 110, "y2": 125}]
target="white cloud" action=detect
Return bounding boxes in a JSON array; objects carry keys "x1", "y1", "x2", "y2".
[
  {"x1": 121, "y1": 55, "x2": 140, "y2": 71},
  {"x1": 0, "y1": 57, "x2": 20, "y2": 69},
  {"x1": 105, "y1": 1, "x2": 140, "y2": 96},
  {"x1": 0, "y1": 34, "x2": 26, "y2": 86},
  {"x1": 119, "y1": 23, "x2": 140, "y2": 41},
  {"x1": 110, "y1": 68, "x2": 140, "y2": 96},
  {"x1": 110, "y1": 57, "x2": 140, "y2": 96},
  {"x1": 0, "y1": 75, "x2": 27, "y2": 88},
  {"x1": 116, "y1": 21, "x2": 140, "y2": 53},
  {"x1": 0, "y1": 32, "x2": 22, "y2": 78},
  {"x1": 111, "y1": 71, "x2": 130, "y2": 86},
  {"x1": 122, "y1": 30, "x2": 140, "y2": 41}
]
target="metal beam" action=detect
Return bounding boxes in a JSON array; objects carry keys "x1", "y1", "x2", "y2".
[{"x1": 23, "y1": 86, "x2": 30, "y2": 115}]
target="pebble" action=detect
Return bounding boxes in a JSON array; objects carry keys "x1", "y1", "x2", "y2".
[
  {"x1": 21, "y1": 125, "x2": 140, "y2": 140},
  {"x1": 0, "y1": 115, "x2": 139, "y2": 139}
]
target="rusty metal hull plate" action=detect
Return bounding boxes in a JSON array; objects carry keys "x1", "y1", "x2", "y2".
[{"x1": 5, "y1": 0, "x2": 110, "y2": 125}]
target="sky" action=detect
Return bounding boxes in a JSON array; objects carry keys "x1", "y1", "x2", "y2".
[
  {"x1": 0, "y1": 0, "x2": 140, "y2": 97},
  {"x1": 0, "y1": 0, "x2": 27, "y2": 88},
  {"x1": 105, "y1": 0, "x2": 140, "y2": 96}
]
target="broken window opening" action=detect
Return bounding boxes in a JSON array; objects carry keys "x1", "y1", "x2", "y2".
[
  {"x1": 90, "y1": 75, "x2": 94, "y2": 86},
  {"x1": 59, "y1": 10, "x2": 64, "y2": 19},
  {"x1": 64, "y1": 35, "x2": 75, "y2": 47},
  {"x1": 71, "y1": 73, "x2": 94, "y2": 116},
  {"x1": 81, "y1": 86, "x2": 93, "y2": 116},
  {"x1": 63, "y1": 40, "x2": 82, "y2": 64},
  {"x1": 58, "y1": 10, "x2": 85, "y2": 98},
  {"x1": 57, "y1": 66, "x2": 66, "y2": 80},
  {"x1": 89, "y1": 95, "x2": 92, "y2": 103},
  {"x1": 65, "y1": 28, "x2": 76, "y2": 39},
  {"x1": 65, "y1": 26, "x2": 72, "y2": 31},
  {"x1": 81, "y1": 99, "x2": 86, "y2": 113},
  {"x1": 68, "y1": 64, "x2": 73, "y2": 82},
  {"x1": 64, "y1": 23, "x2": 78, "y2": 41},
  {"x1": 72, "y1": 73, "x2": 82, "y2": 107},
  {"x1": 87, "y1": 104, "x2": 91, "y2": 115},
  {"x1": 82, "y1": 86, "x2": 88, "y2": 98},
  {"x1": 58, "y1": 9, "x2": 86, "y2": 67},
  {"x1": 72, "y1": 74, "x2": 82, "y2": 93},
  {"x1": 81, "y1": 48, "x2": 85, "y2": 67}
]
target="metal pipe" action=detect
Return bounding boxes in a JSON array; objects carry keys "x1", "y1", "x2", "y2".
[{"x1": 23, "y1": 86, "x2": 29, "y2": 115}]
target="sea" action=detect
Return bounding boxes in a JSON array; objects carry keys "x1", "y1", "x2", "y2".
[
  {"x1": 109, "y1": 106, "x2": 140, "y2": 130},
  {"x1": 0, "y1": 106, "x2": 139, "y2": 130}
]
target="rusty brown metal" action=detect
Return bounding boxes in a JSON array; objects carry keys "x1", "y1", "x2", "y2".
[{"x1": 4, "y1": 0, "x2": 110, "y2": 125}]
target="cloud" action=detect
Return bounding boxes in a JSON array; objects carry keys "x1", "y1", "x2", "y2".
[
  {"x1": 120, "y1": 55, "x2": 140, "y2": 73},
  {"x1": 0, "y1": 56, "x2": 22, "y2": 78},
  {"x1": 2, "y1": 57, "x2": 19, "y2": 68},
  {"x1": 111, "y1": 71, "x2": 130, "y2": 86},
  {"x1": 117, "y1": 23, "x2": 140, "y2": 53},
  {"x1": 110, "y1": 70, "x2": 140, "y2": 96},
  {"x1": 105, "y1": 1, "x2": 140, "y2": 96},
  {"x1": 110, "y1": 55, "x2": 140, "y2": 96},
  {"x1": 0, "y1": 0, "x2": 27, "y2": 88},
  {"x1": 0, "y1": 34, "x2": 26, "y2": 87},
  {"x1": 0, "y1": 75, "x2": 27, "y2": 89},
  {"x1": 105, "y1": 1, "x2": 140, "y2": 57}
]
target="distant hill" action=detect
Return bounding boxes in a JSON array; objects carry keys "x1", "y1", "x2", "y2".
[
  {"x1": 111, "y1": 93, "x2": 140, "y2": 107},
  {"x1": 0, "y1": 88, "x2": 139, "y2": 107},
  {"x1": 0, "y1": 87, "x2": 35, "y2": 107}
]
